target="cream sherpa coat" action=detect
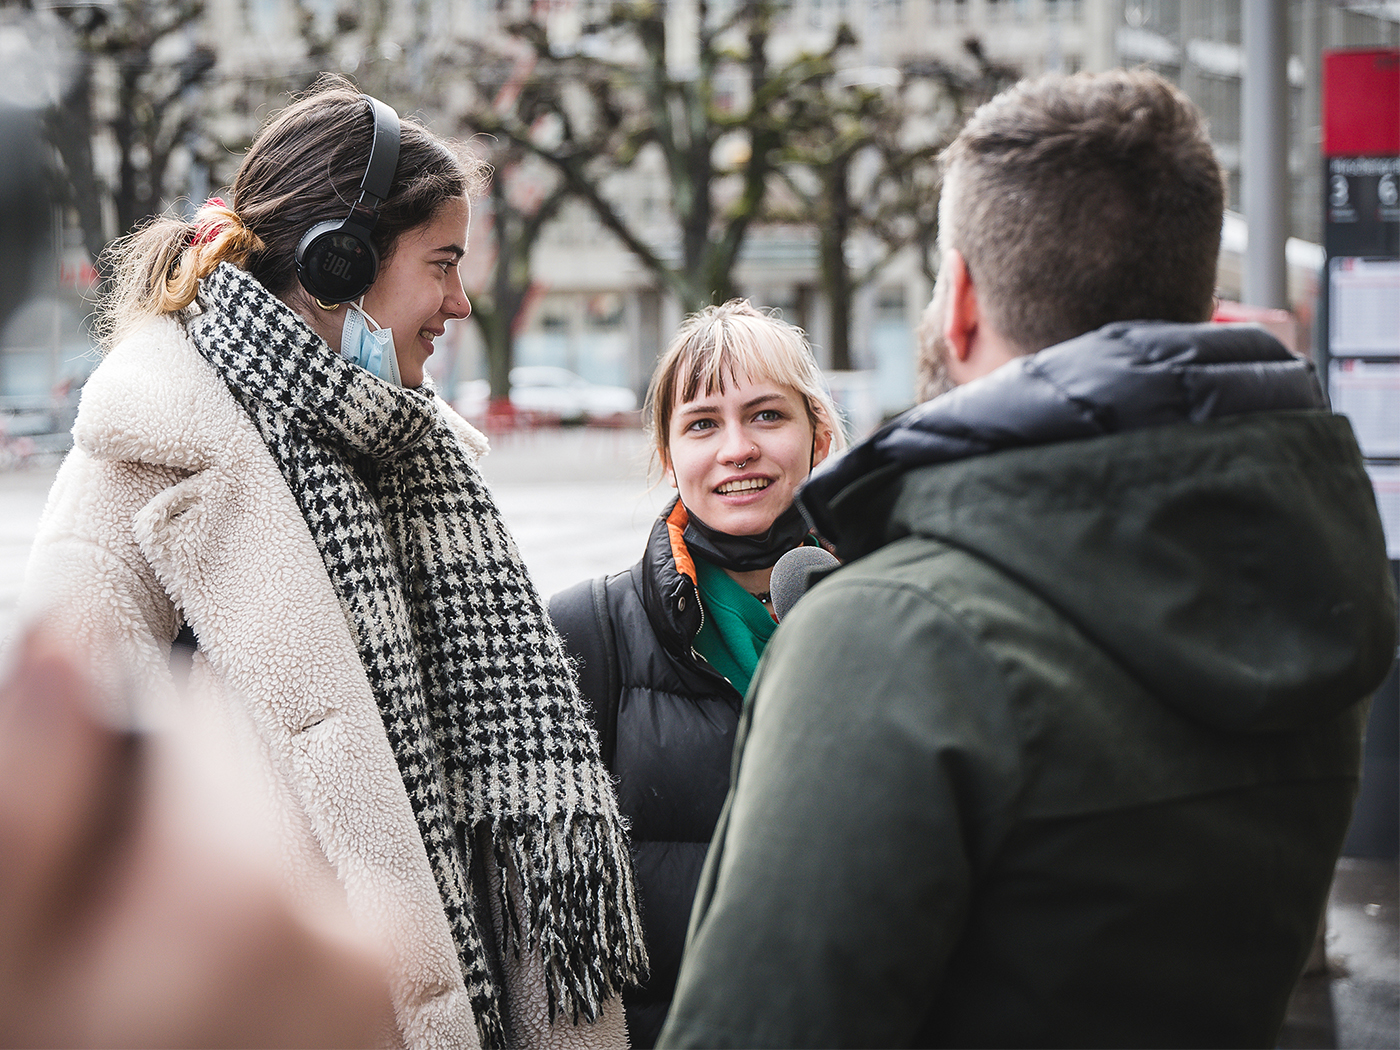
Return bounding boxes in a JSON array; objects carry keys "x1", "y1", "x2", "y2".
[{"x1": 22, "y1": 316, "x2": 627, "y2": 1050}]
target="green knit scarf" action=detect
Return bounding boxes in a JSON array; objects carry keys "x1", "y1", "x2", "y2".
[{"x1": 693, "y1": 557, "x2": 778, "y2": 698}]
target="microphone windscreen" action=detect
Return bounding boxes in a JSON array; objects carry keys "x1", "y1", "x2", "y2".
[{"x1": 770, "y1": 546, "x2": 840, "y2": 622}]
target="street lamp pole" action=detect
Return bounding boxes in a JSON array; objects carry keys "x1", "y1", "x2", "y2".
[{"x1": 1242, "y1": 0, "x2": 1290, "y2": 310}]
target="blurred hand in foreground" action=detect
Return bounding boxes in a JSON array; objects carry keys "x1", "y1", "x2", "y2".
[{"x1": 0, "y1": 625, "x2": 395, "y2": 1048}]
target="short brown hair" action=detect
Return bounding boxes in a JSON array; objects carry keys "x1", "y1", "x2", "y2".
[{"x1": 940, "y1": 68, "x2": 1225, "y2": 352}]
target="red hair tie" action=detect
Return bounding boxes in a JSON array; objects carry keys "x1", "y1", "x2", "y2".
[{"x1": 192, "y1": 197, "x2": 232, "y2": 246}]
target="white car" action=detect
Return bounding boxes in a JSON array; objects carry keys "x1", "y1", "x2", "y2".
[{"x1": 455, "y1": 366, "x2": 637, "y2": 423}]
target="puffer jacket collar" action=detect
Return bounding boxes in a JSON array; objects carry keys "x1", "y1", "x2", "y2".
[
  {"x1": 799, "y1": 320, "x2": 1323, "y2": 556},
  {"x1": 637, "y1": 497, "x2": 707, "y2": 661}
]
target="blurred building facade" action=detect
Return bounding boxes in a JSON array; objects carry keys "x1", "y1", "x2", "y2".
[
  {"x1": 441, "y1": 0, "x2": 1396, "y2": 425},
  {"x1": 5, "y1": 0, "x2": 1398, "y2": 429}
]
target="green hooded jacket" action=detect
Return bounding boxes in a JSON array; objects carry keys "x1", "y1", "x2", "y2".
[{"x1": 659, "y1": 322, "x2": 1397, "y2": 1049}]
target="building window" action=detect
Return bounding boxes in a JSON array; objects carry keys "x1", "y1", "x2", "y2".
[
  {"x1": 876, "y1": 286, "x2": 906, "y2": 320},
  {"x1": 1196, "y1": 71, "x2": 1241, "y2": 147},
  {"x1": 1197, "y1": 2, "x2": 1240, "y2": 46}
]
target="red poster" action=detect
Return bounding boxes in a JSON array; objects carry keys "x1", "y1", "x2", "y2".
[{"x1": 1323, "y1": 48, "x2": 1400, "y2": 158}]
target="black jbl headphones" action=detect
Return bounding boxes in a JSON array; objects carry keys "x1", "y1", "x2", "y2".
[{"x1": 295, "y1": 95, "x2": 401, "y2": 305}]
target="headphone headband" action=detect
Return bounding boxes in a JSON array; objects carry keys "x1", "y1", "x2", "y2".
[{"x1": 357, "y1": 96, "x2": 400, "y2": 211}]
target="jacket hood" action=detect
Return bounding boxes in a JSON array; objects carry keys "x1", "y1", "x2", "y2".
[{"x1": 799, "y1": 321, "x2": 1396, "y2": 733}]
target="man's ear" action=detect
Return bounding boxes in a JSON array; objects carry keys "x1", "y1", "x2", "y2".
[{"x1": 942, "y1": 249, "x2": 979, "y2": 364}]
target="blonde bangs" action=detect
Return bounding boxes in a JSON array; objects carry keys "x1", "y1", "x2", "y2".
[{"x1": 675, "y1": 313, "x2": 804, "y2": 401}]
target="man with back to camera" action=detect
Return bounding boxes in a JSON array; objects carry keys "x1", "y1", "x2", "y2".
[{"x1": 656, "y1": 68, "x2": 1398, "y2": 1049}]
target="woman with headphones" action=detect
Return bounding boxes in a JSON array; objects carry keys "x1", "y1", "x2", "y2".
[{"x1": 22, "y1": 76, "x2": 645, "y2": 1050}]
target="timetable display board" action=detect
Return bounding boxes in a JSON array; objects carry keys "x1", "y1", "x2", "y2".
[
  {"x1": 1329, "y1": 257, "x2": 1400, "y2": 360},
  {"x1": 1321, "y1": 48, "x2": 1399, "y2": 559},
  {"x1": 1324, "y1": 47, "x2": 1400, "y2": 860}
]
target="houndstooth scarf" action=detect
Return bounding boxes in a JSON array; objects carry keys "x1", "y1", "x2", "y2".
[{"x1": 189, "y1": 263, "x2": 647, "y2": 1048}]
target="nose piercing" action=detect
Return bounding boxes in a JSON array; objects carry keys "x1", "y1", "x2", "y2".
[{"x1": 734, "y1": 445, "x2": 759, "y2": 468}]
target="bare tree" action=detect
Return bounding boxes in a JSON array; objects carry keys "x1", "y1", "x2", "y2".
[
  {"x1": 774, "y1": 37, "x2": 1018, "y2": 369},
  {"x1": 344, "y1": 22, "x2": 576, "y2": 402},
  {"x1": 460, "y1": 0, "x2": 845, "y2": 315},
  {"x1": 469, "y1": 146, "x2": 572, "y2": 403},
  {"x1": 45, "y1": 0, "x2": 215, "y2": 268}
]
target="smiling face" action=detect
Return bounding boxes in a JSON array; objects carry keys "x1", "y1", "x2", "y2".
[
  {"x1": 664, "y1": 374, "x2": 832, "y2": 537},
  {"x1": 360, "y1": 196, "x2": 472, "y2": 388}
]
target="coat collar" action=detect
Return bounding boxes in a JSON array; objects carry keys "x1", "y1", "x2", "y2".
[
  {"x1": 798, "y1": 320, "x2": 1324, "y2": 557},
  {"x1": 638, "y1": 497, "x2": 705, "y2": 656},
  {"x1": 76, "y1": 315, "x2": 244, "y2": 472},
  {"x1": 76, "y1": 310, "x2": 491, "y2": 472}
]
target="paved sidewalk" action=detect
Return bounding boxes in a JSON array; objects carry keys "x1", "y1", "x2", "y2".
[
  {"x1": 471, "y1": 425, "x2": 671, "y2": 601},
  {"x1": 1282, "y1": 858, "x2": 1399, "y2": 1049},
  {"x1": 0, "y1": 457, "x2": 60, "y2": 649}
]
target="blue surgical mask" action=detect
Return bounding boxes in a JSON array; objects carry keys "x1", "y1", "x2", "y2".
[{"x1": 340, "y1": 305, "x2": 401, "y2": 387}]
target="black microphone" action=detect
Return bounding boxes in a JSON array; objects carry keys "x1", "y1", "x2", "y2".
[{"x1": 770, "y1": 546, "x2": 840, "y2": 622}]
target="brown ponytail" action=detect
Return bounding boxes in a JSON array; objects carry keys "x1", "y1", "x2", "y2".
[
  {"x1": 164, "y1": 201, "x2": 264, "y2": 309},
  {"x1": 97, "y1": 200, "x2": 264, "y2": 352}
]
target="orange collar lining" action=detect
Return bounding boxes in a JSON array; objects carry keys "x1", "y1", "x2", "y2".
[{"x1": 665, "y1": 500, "x2": 698, "y2": 587}]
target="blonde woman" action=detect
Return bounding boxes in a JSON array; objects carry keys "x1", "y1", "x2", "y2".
[{"x1": 549, "y1": 300, "x2": 846, "y2": 1048}]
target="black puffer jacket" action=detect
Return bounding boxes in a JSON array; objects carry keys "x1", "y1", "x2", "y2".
[{"x1": 550, "y1": 497, "x2": 739, "y2": 1050}]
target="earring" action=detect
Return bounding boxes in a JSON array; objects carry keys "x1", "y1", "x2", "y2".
[{"x1": 314, "y1": 298, "x2": 341, "y2": 311}]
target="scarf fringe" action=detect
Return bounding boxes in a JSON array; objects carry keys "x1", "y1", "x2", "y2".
[
  {"x1": 492, "y1": 813, "x2": 650, "y2": 1024},
  {"x1": 474, "y1": 999, "x2": 507, "y2": 1050}
]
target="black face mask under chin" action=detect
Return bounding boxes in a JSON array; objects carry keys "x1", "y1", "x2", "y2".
[{"x1": 682, "y1": 501, "x2": 811, "y2": 572}]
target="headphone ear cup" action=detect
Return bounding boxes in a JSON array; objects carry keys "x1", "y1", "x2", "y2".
[{"x1": 296, "y1": 220, "x2": 379, "y2": 304}]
